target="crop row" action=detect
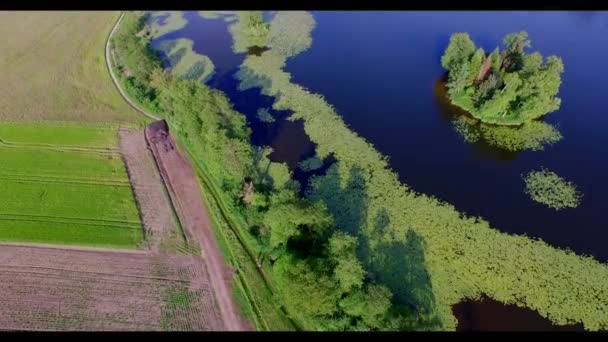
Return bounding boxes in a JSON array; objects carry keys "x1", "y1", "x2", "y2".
[
  {"x1": 0, "y1": 221, "x2": 142, "y2": 249},
  {"x1": 0, "y1": 147, "x2": 129, "y2": 181},
  {"x1": 0, "y1": 172, "x2": 131, "y2": 187},
  {"x1": 0, "y1": 179, "x2": 139, "y2": 220},
  {"x1": 0, "y1": 139, "x2": 120, "y2": 156},
  {"x1": 0, "y1": 122, "x2": 123, "y2": 148},
  {"x1": 0, "y1": 244, "x2": 222, "y2": 330},
  {"x1": 0, "y1": 213, "x2": 140, "y2": 229}
]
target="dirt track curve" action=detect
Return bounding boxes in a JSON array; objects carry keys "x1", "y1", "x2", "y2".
[
  {"x1": 145, "y1": 120, "x2": 248, "y2": 331},
  {"x1": 107, "y1": 12, "x2": 249, "y2": 330},
  {"x1": 105, "y1": 12, "x2": 160, "y2": 121}
]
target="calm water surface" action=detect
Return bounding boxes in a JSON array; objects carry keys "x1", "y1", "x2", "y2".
[
  {"x1": 286, "y1": 11, "x2": 608, "y2": 263},
  {"x1": 151, "y1": 11, "x2": 608, "y2": 330}
]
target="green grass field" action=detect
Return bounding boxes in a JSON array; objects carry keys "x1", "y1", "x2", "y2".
[
  {"x1": 0, "y1": 11, "x2": 143, "y2": 123},
  {"x1": 0, "y1": 122, "x2": 121, "y2": 147},
  {"x1": 0, "y1": 123, "x2": 143, "y2": 248}
]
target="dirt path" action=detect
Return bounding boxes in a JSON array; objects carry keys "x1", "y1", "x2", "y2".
[
  {"x1": 107, "y1": 13, "x2": 249, "y2": 330},
  {"x1": 118, "y1": 129, "x2": 183, "y2": 253},
  {"x1": 105, "y1": 12, "x2": 160, "y2": 121},
  {"x1": 145, "y1": 120, "x2": 248, "y2": 331}
]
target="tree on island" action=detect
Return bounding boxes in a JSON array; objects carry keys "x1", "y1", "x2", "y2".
[
  {"x1": 239, "y1": 11, "x2": 270, "y2": 37},
  {"x1": 441, "y1": 31, "x2": 564, "y2": 125}
]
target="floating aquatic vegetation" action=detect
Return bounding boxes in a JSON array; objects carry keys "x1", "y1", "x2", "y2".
[
  {"x1": 147, "y1": 11, "x2": 188, "y2": 39},
  {"x1": 198, "y1": 11, "x2": 237, "y2": 21},
  {"x1": 227, "y1": 12, "x2": 271, "y2": 54},
  {"x1": 267, "y1": 11, "x2": 316, "y2": 58},
  {"x1": 298, "y1": 156, "x2": 323, "y2": 172},
  {"x1": 156, "y1": 38, "x2": 215, "y2": 83},
  {"x1": 452, "y1": 116, "x2": 562, "y2": 152},
  {"x1": 256, "y1": 107, "x2": 275, "y2": 123},
  {"x1": 524, "y1": 168, "x2": 582, "y2": 210},
  {"x1": 227, "y1": 12, "x2": 608, "y2": 331}
]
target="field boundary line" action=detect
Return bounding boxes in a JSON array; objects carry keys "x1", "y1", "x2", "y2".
[
  {"x1": 0, "y1": 242, "x2": 146, "y2": 254},
  {"x1": 0, "y1": 172, "x2": 130, "y2": 183},
  {"x1": 0, "y1": 217, "x2": 141, "y2": 231},
  {"x1": 0, "y1": 171, "x2": 130, "y2": 183},
  {"x1": 0, "y1": 120, "x2": 138, "y2": 129},
  {"x1": 0, "y1": 213, "x2": 141, "y2": 227},
  {"x1": 0, "y1": 265, "x2": 207, "y2": 285},
  {"x1": 0, "y1": 137, "x2": 120, "y2": 152},
  {"x1": 0, "y1": 141, "x2": 120, "y2": 156},
  {"x1": 0, "y1": 212, "x2": 139, "y2": 225},
  {"x1": 0, "y1": 175, "x2": 132, "y2": 187}
]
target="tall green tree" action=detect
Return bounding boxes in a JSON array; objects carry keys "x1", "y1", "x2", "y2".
[
  {"x1": 478, "y1": 72, "x2": 522, "y2": 119},
  {"x1": 467, "y1": 48, "x2": 486, "y2": 84},
  {"x1": 501, "y1": 31, "x2": 531, "y2": 71},
  {"x1": 263, "y1": 189, "x2": 334, "y2": 253},
  {"x1": 441, "y1": 33, "x2": 476, "y2": 72},
  {"x1": 239, "y1": 11, "x2": 269, "y2": 37},
  {"x1": 520, "y1": 52, "x2": 543, "y2": 77},
  {"x1": 503, "y1": 31, "x2": 531, "y2": 55},
  {"x1": 489, "y1": 47, "x2": 502, "y2": 74},
  {"x1": 447, "y1": 62, "x2": 470, "y2": 96},
  {"x1": 473, "y1": 73, "x2": 501, "y2": 105},
  {"x1": 328, "y1": 232, "x2": 366, "y2": 293},
  {"x1": 514, "y1": 55, "x2": 563, "y2": 120},
  {"x1": 339, "y1": 285, "x2": 393, "y2": 329},
  {"x1": 274, "y1": 256, "x2": 340, "y2": 320}
]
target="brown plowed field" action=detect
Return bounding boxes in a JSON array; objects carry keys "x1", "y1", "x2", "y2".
[
  {"x1": 118, "y1": 128, "x2": 184, "y2": 253},
  {"x1": 0, "y1": 244, "x2": 223, "y2": 331},
  {"x1": 145, "y1": 120, "x2": 248, "y2": 331}
]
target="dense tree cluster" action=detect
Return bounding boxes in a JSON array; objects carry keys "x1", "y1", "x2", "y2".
[{"x1": 442, "y1": 32, "x2": 564, "y2": 125}]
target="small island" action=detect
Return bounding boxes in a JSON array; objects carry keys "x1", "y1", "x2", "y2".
[{"x1": 441, "y1": 31, "x2": 564, "y2": 125}]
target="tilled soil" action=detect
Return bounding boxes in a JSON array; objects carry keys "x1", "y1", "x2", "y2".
[
  {"x1": 118, "y1": 128, "x2": 182, "y2": 252},
  {"x1": 145, "y1": 120, "x2": 248, "y2": 331},
  {"x1": 0, "y1": 244, "x2": 223, "y2": 331}
]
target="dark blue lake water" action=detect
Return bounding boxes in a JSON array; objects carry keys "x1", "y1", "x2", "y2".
[
  {"x1": 286, "y1": 11, "x2": 608, "y2": 264},
  {"x1": 150, "y1": 11, "x2": 606, "y2": 331}
]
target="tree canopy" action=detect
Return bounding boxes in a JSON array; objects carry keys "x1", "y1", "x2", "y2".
[{"x1": 442, "y1": 32, "x2": 564, "y2": 125}]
